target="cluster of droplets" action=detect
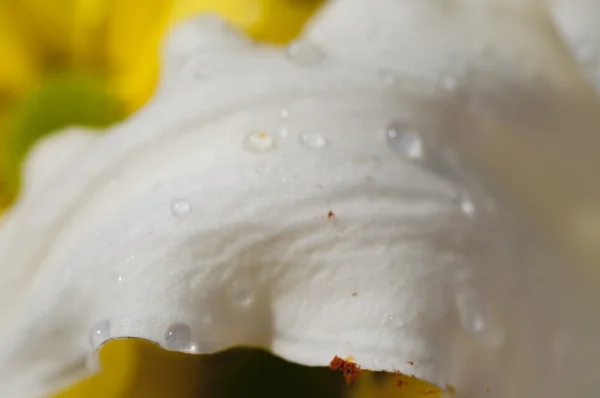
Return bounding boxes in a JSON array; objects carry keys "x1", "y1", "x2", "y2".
[{"x1": 385, "y1": 121, "x2": 478, "y2": 218}]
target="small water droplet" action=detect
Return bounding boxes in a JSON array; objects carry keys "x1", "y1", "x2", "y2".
[
  {"x1": 230, "y1": 283, "x2": 254, "y2": 307},
  {"x1": 383, "y1": 313, "x2": 404, "y2": 328},
  {"x1": 453, "y1": 191, "x2": 476, "y2": 217},
  {"x1": 378, "y1": 70, "x2": 397, "y2": 87},
  {"x1": 244, "y1": 131, "x2": 275, "y2": 152},
  {"x1": 90, "y1": 320, "x2": 111, "y2": 348},
  {"x1": 192, "y1": 65, "x2": 210, "y2": 80},
  {"x1": 386, "y1": 123, "x2": 423, "y2": 159},
  {"x1": 280, "y1": 109, "x2": 290, "y2": 119},
  {"x1": 300, "y1": 132, "x2": 327, "y2": 149},
  {"x1": 164, "y1": 323, "x2": 196, "y2": 351},
  {"x1": 117, "y1": 275, "x2": 123, "y2": 282},
  {"x1": 279, "y1": 127, "x2": 289, "y2": 138},
  {"x1": 456, "y1": 289, "x2": 488, "y2": 335},
  {"x1": 171, "y1": 199, "x2": 191, "y2": 217},
  {"x1": 255, "y1": 163, "x2": 268, "y2": 175},
  {"x1": 286, "y1": 40, "x2": 325, "y2": 67},
  {"x1": 440, "y1": 75, "x2": 458, "y2": 91}
]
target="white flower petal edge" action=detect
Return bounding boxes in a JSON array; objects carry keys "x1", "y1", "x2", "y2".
[{"x1": 1, "y1": 1, "x2": 600, "y2": 398}]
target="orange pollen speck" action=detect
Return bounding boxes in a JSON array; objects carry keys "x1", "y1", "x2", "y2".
[{"x1": 329, "y1": 356, "x2": 363, "y2": 384}]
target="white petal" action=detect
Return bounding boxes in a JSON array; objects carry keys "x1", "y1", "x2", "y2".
[
  {"x1": 1, "y1": 5, "x2": 599, "y2": 398},
  {"x1": 22, "y1": 128, "x2": 101, "y2": 197}
]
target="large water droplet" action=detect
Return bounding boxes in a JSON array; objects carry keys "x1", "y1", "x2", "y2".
[
  {"x1": 171, "y1": 199, "x2": 191, "y2": 217},
  {"x1": 244, "y1": 131, "x2": 275, "y2": 152},
  {"x1": 90, "y1": 320, "x2": 111, "y2": 348},
  {"x1": 286, "y1": 40, "x2": 325, "y2": 67},
  {"x1": 164, "y1": 323, "x2": 196, "y2": 352},
  {"x1": 386, "y1": 123, "x2": 423, "y2": 159},
  {"x1": 300, "y1": 132, "x2": 327, "y2": 149}
]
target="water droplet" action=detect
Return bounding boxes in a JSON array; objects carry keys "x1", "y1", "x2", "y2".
[
  {"x1": 280, "y1": 109, "x2": 290, "y2": 119},
  {"x1": 171, "y1": 199, "x2": 191, "y2": 217},
  {"x1": 90, "y1": 320, "x2": 111, "y2": 348},
  {"x1": 383, "y1": 313, "x2": 404, "y2": 328},
  {"x1": 378, "y1": 70, "x2": 397, "y2": 87},
  {"x1": 164, "y1": 323, "x2": 196, "y2": 352},
  {"x1": 440, "y1": 75, "x2": 458, "y2": 91},
  {"x1": 456, "y1": 289, "x2": 488, "y2": 334},
  {"x1": 286, "y1": 40, "x2": 325, "y2": 67},
  {"x1": 453, "y1": 191, "x2": 476, "y2": 217},
  {"x1": 386, "y1": 123, "x2": 423, "y2": 159},
  {"x1": 300, "y1": 132, "x2": 327, "y2": 149},
  {"x1": 230, "y1": 282, "x2": 254, "y2": 307},
  {"x1": 244, "y1": 131, "x2": 275, "y2": 152},
  {"x1": 279, "y1": 127, "x2": 289, "y2": 138},
  {"x1": 192, "y1": 65, "x2": 210, "y2": 80},
  {"x1": 255, "y1": 163, "x2": 268, "y2": 175}
]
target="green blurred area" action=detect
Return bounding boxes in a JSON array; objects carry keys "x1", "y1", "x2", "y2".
[{"x1": 1, "y1": 73, "x2": 124, "y2": 206}]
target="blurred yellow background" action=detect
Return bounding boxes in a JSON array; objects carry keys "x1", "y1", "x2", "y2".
[{"x1": 0, "y1": 0, "x2": 443, "y2": 397}]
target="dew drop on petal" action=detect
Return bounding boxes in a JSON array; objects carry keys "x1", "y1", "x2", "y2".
[
  {"x1": 280, "y1": 109, "x2": 290, "y2": 119},
  {"x1": 286, "y1": 40, "x2": 325, "y2": 67},
  {"x1": 386, "y1": 123, "x2": 423, "y2": 160},
  {"x1": 244, "y1": 131, "x2": 275, "y2": 152},
  {"x1": 453, "y1": 191, "x2": 476, "y2": 217},
  {"x1": 230, "y1": 283, "x2": 255, "y2": 308},
  {"x1": 89, "y1": 320, "x2": 111, "y2": 348},
  {"x1": 171, "y1": 199, "x2": 191, "y2": 217},
  {"x1": 164, "y1": 323, "x2": 196, "y2": 352},
  {"x1": 378, "y1": 69, "x2": 397, "y2": 87},
  {"x1": 440, "y1": 75, "x2": 458, "y2": 91},
  {"x1": 255, "y1": 163, "x2": 268, "y2": 175},
  {"x1": 300, "y1": 132, "x2": 327, "y2": 149},
  {"x1": 456, "y1": 289, "x2": 488, "y2": 335}
]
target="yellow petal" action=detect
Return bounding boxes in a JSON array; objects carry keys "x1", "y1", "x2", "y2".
[
  {"x1": 0, "y1": 1, "x2": 40, "y2": 98},
  {"x1": 68, "y1": 0, "x2": 111, "y2": 71},
  {"x1": 7, "y1": 0, "x2": 78, "y2": 59},
  {"x1": 105, "y1": 0, "x2": 174, "y2": 113},
  {"x1": 171, "y1": 0, "x2": 324, "y2": 44}
]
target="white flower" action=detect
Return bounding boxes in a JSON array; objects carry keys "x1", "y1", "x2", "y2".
[{"x1": 1, "y1": 1, "x2": 600, "y2": 397}]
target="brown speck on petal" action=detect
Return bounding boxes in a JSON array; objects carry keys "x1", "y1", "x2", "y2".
[
  {"x1": 327, "y1": 210, "x2": 334, "y2": 219},
  {"x1": 407, "y1": 361, "x2": 414, "y2": 366},
  {"x1": 329, "y1": 356, "x2": 362, "y2": 384},
  {"x1": 351, "y1": 292, "x2": 358, "y2": 297}
]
